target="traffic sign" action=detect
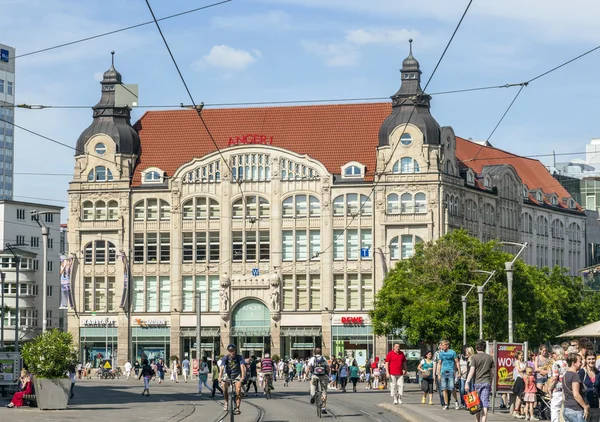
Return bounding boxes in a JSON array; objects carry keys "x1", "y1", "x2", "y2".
[
  {"x1": 360, "y1": 248, "x2": 369, "y2": 257},
  {"x1": 103, "y1": 361, "x2": 112, "y2": 369},
  {"x1": 251, "y1": 268, "x2": 260, "y2": 276}
]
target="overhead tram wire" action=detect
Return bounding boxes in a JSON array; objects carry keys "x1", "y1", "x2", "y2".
[
  {"x1": 11, "y1": 0, "x2": 232, "y2": 60},
  {"x1": 143, "y1": 0, "x2": 248, "y2": 211},
  {"x1": 318, "y1": 0, "x2": 475, "y2": 257}
]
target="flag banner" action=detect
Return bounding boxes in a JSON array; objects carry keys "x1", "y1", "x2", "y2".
[
  {"x1": 59, "y1": 255, "x2": 74, "y2": 309},
  {"x1": 119, "y1": 253, "x2": 129, "y2": 309}
]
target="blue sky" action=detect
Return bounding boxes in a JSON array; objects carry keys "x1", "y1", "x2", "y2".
[{"x1": 3, "y1": 0, "x2": 600, "y2": 220}]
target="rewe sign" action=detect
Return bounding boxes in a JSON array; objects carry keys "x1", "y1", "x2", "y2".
[
  {"x1": 341, "y1": 317, "x2": 364, "y2": 325},
  {"x1": 228, "y1": 134, "x2": 274, "y2": 146}
]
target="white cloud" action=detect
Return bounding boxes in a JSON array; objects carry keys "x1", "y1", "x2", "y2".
[
  {"x1": 345, "y1": 29, "x2": 420, "y2": 46},
  {"x1": 195, "y1": 45, "x2": 261, "y2": 71},
  {"x1": 302, "y1": 41, "x2": 360, "y2": 67}
]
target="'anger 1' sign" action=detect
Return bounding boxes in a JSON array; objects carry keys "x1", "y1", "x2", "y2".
[{"x1": 228, "y1": 134, "x2": 274, "y2": 146}]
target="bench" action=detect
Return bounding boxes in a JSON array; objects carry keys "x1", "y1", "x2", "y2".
[{"x1": 22, "y1": 393, "x2": 37, "y2": 407}]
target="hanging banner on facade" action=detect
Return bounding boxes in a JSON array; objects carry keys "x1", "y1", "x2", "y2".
[
  {"x1": 119, "y1": 253, "x2": 129, "y2": 309},
  {"x1": 495, "y1": 343, "x2": 524, "y2": 392},
  {"x1": 59, "y1": 255, "x2": 74, "y2": 309}
]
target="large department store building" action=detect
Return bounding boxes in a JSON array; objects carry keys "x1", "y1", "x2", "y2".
[{"x1": 67, "y1": 48, "x2": 585, "y2": 367}]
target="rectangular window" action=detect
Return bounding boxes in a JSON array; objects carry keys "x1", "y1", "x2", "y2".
[
  {"x1": 48, "y1": 238, "x2": 54, "y2": 249},
  {"x1": 133, "y1": 276, "x2": 144, "y2": 312},
  {"x1": 48, "y1": 261, "x2": 53, "y2": 271},
  {"x1": 94, "y1": 276, "x2": 106, "y2": 311},
  {"x1": 160, "y1": 233, "x2": 170, "y2": 262},
  {"x1": 209, "y1": 232, "x2": 220, "y2": 262},
  {"x1": 296, "y1": 275, "x2": 308, "y2": 310},
  {"x1": 47, "y1": 311, "x2": 52, "y2": 328},
  {"x1": 232, "y1": 231, "x2": 243, "y2": 262},
  {"x1": 361, "y1": 229, "x2": 372, "y2": 260},
  {"x1": 362, "y1": 274, "x2": 373, "y2": 310},
  {"x1": 7, "y1": 82, "x2": 12, "y2": 96},
  {"x1": 348, "y1": 274, "x2": 359, "y2": 310},
  {"x1": 246, "y1": 231, "x2": 257, "y2": 261},
  {"x1": 309, "y1": 230, "x2": 320, "y2": 260},
  {"x1": 47, "y1": 285, "x2": 53, "y2": 297},
  {"x1": 196, "y1": 232, "x2": 207, "y2": 262},
  {"x1": 183, "y1": 232, "x2": 193, "y2": 262},
  {"x1": 16, "y1": 209, "x2": 25, "y2": 220},
  {"x1": 282, "y1": 231, "x2": 293, "y2": 261},
  {"x1": 0, "y1": 80, "x2": 3, "y2": 93},
  {"x1": 107, "y1": 277, "x2": 115, "y2": 312},
  {"x1": 295, "y1": 231, "x2": 307, "y2": 261},
  {"x1": 209, "y1": 276, "x2": 219, "y2": 312},
  {"x1": 182, "y1": 276, "x2": 194, "y2": 312},
  {"x1": 334, "y1": 274, "x2": 345, "y2": 310},
  {"x1": 30, "y1": 237, "x2": 40, "y2": 248},
  {"x1": 45, "y1": 213, "x2": 54, "y2": 223},
  {"x1": 16, "y1": 235, "x2": 24, "y2": 245},
  {"x1": 147, "y1": 233, "x2": 157, "y2": 262},
  {"x1": 586, "y1": 195, "x2": 596, "y2": 211},
  {"x1": 159, "y1": 277, "x2": 170, "y2": 312},
  {"x1": 283, "y1": 275, "x2": 294, "y2": 311},
  {"x1": 134, "y1": 233, "x2": 144, "y2": 263},
  {"x1": 197, "y1": 276, "x2": 207, "y2": 311},
  {"x1": 146, "y1": 276, "x2": 157, "y2": 312},
  {"x1": 310, "y1": 275, "x2": 321, "y2": 310},
  {"x1": 401, "y1": 235, "x2": 414, "y2": 259},
  {"x1": 259, "y1": 231, "x2": 270, "y2": 261},
  {"x1": 333, "y1": 230, "x2": 344, "y2": 260},
  {"x1": 346, "y1": 229, "x2": 358, "y2": 260}
]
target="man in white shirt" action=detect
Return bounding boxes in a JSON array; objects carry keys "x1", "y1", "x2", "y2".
[{"x1": 124, "y1": 360, "x2": 132, "y2": 380}]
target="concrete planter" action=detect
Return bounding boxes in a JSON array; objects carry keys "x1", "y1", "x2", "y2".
[{"x1": 33, "y1": 378, "x2": 70, "y2": 410}]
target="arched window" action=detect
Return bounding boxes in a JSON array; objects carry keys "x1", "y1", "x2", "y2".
[
  {"x1": 415, "y1": 193, "x2": 426, "y2": 213},
  {"x1": 134, "y1": 199, "x2": 171, "y2": 221},
  {"x1": 387, "y1": 193, "x2": 399, "y2": 214},
  {"x1": 282, "y1": 195, "x2": 320, "y2": 218},
  {"x1": 360, "y1": 195, "x2": 372, "y2": 216},
  {"x1": 182, "y1": 197, "x2": 220, "y2": 220},
  {"x1": 232, "y1": 195, "x2": 269, "y2": 219},
  {"x1": 95, "y1": 201, "x2": 106, "y2": 220},
  {"x1": 134, "y1": 201, "x2": 144, "y2": 220},
  {"x1": 87, "y1": 166, "x2": 113, "y2": 182},
  {"x1": 344, "y1": 165, "x2": 362, "y2": 177},
  {"x1": 107, "y1": 200, "x2": 118, "y2": 220},
  {"x1": 393, "y1": 157, "x2": 420, "y2": 174},
  {"x1": 84, "y1": 241, "x2": 117, "y2": 264},
  {"x1": 391, "y1": 235, "x2": 423, "y2": 260},
  {"x1": 160, "y1": 200, "x2": 171, "y2": 220},
  {"x1": 231, "y1": 154, "x2": 271, "y2": 182},
  {"x1": 333, "y1": 196, "x2": 344, "y2": 216},
  {"x1": 401, "y1": 193, "x2": 412, "y2": 213},
  {"x1": 82, "y1": 201, "x2": 93, "y2": 221},
  {"x1": 144, "y1": 171, "x2": 162, "y2": 182},
  {"x1": 390, "y1": 237, "x2": 399, "y2": 260}
]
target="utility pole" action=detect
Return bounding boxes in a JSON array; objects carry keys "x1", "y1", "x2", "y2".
[
  {"x1": 499, "y1": 242, "x2": 527, "y2": 343},
  {"x1": 471, "y1": 270, "x2": 496, "y2": 340},
  {"x1": 196, "y1": 291, "x2": 202, "y2": 360},
  {"x1": 457, "y1": 283, "x2": 476, "y2": 345}
]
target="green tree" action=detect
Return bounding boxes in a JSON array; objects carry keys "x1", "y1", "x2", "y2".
[{"x1": 370, "y1": 230, "x2": 600, "y2": 348}]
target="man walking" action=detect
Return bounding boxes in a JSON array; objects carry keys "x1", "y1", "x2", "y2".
[
  {"x1": 437, "y1": 340, "x2": 460, "y2": 410},
  {"x1": 385, "y1": 343, "x2": 408, "y2": 405},
  {"x1": 182, "y1": 357, "x2": 190, "y2": 383},
  {"x1": 466, "y1": 339, "x2": 494, "y2": 422}
]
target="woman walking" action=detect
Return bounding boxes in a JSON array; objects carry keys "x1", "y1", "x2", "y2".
[
  {"x1": 139, "y1": 359, "x2": 154, "y2": 396},
  {"x1": 210, "y1": 358, "x2": 224, "y2": 397},
  {"x1": 418, "y1": 351, "x2": 434, "y2": 405},
  {"x1": 198, "y1": 356, "x2": 213, "y2": 395},
  {"x1": 5, "y1": 370, "x2": 33, "y2": 408},
  {"x1": 157, "y1": 359, "x2": 165, "y2": 384},
  {"x1": 365, "y1": 359, "x2": 372, "y2": 390},
  {"x1": 563, "y1": 353, "x2": 590, "y2": 422},
  {"x1": 339, "y1": 361, "x2": 349, "y2": 392},
  {"x1": 512, "y1": 350, "x2": 527, "y2": 419},
  {"x1": 349, "y1": 360, "x2": 360, "y2": 392},
  {"x1": 171, "y1": 357, "x2": 179, "y2": 383},
  {"x1": 578, "y1": 350, "x2": 600, "y2": 421}
]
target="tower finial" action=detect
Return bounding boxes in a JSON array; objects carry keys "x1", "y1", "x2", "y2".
[
  {"x1": 111, "y1": 51, "x2": 115, "y2": 67},
  {"x1": 409, "y1": 39, "x2": 413, "y2": 55}
]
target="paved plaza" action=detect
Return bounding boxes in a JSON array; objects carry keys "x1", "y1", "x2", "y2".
[{"x1": 0, "y1": 376, "x2": 526, "y2": 422}]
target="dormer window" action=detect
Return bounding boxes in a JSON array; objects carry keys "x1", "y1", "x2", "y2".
[
  {"x1": 142, "y1": 168, "x2": 165, "y2": 184},
  {"x1": 551, "y1": 195, "x2": 558, "y2": 206},
  {"x1": 523, "y1": 186, "x2": 528, "y2": 199},
  {"x1": 341, "y1": 162, "x2": 365, "y2": 179},
  {"x1": 88, "y1": 166, "x2": 113, "y2": 182},
  {"x1": 536, "y1": 191, "x2": 543, "y2": 202},
  {"x1": 569, "y1": 199, "x2": 576, "y2": 209},
  {"x1": 400, "y1": 133, "x2": 413, "y2": 146},
  {"x1": 484, "y1": 176, "x2": 491, "y2": 188},
  {"x1": 466, "y1": 170, "x2": 474, "y2": 186}
]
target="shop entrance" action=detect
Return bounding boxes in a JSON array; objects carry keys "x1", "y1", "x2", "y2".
[
  {"x1": 230, "y1": 299, "x2": 271, "y2": 357},
  {"x1": 332, "y1": 325, "x2": 374, "y2": 368},
  {"x1": 281, "y1": 327, "x2": 322, "y2": 360},
  {"x1": 180, "y1": 327, "x2": 220, "y2": 360}
]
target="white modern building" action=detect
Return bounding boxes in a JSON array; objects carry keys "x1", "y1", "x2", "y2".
[
  {"x1": 0, "y1": 44, "x2": 15, "y2": 201},
  {"x1": 0, "y1": 200, "x2": 64, "y2": 346}
]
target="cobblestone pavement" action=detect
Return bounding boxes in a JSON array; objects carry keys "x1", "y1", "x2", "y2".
[{"x1": 0, "y1": 377, "x2": 518, "y2": 422}]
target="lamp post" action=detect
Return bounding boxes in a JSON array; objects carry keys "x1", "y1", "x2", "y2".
[
  {"x1": 457, "y1": 283, "x2": 477, "y2": 345},
  {"x1": 470, "y1": 270, "x2": 496, "y2": 340},
  {"x1": 325, "y1": 307, "x2": 333, "y2": 357},
  {"x1": 5, "y1": 244, "x2": 22, "y2": 351},
  {"x1": 499, "y1": 241, "x2": 527, "y2": 343},
  {"x1": 105, "y1": 316, "x2": 110, "y2": 366},
  {"x1": 196, "y1": 291, "x2": 202, "y2": 360},
  {"x1": 0, "y1": 272, "x2": 5, "y2": 350}
]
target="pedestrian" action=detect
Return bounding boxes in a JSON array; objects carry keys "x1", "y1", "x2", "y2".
[
  {"x1": 385, "y1": 342, "x2": 408, "y2": 405},
  {"x1": 4, "y1": 370, "x2": 33, "y2": 408},
  {"x1": 437, "y1": 340, "x2": 460, "y2": 410},
  {"x1": 330, "y1": 359, "x2": 338, "y2": 390},
  {"x1": 349, "y1": 360, "x2": 359, "y2": 392},
  {"x1": 125, "y1": 360, "x2": 132, "y2": 380},
  {"x1": 549, "y1": 345, "x2": 568, "y2": 422},
  {"x1": 134, "y1": 360, "x2": 140, "y2": 378},
  {"x1": 77, "y1": 362, "x2": 83, "y2": 379},
  {"x1": 182, "y1": 357, "x2": 190, "y2": 383},
  {"x1": 578, "y1": 338, "x2": 593, "y2": 360},
  {"x1": 296, "y1": 360, "x2": 304, "y2": 382},
  {"x1": 578, "y1": 350, "x2": 600, "y2": 421},
  {"x1": 171, "y1": 357, "x2": 179, "y2": 383},
  {"x1": 283, "y1": 359, "x2": 290, "y2": 386},
  {"x1": 198, "y1": 356, "x2": 213, "y2": 395},
  {"x1": 563, "y1": 352, "x2": 590, "y2": 422},
  {"x1": 139, "y1": 358, "x2": 154, "y2": 396},
  {"x1": 339, "y1": 360, "x2": 349, "y2": 392},
  {"x1": 535, "y1": 345, "x2": 551, "y2": 393},
  {"x1": 522, "y1": 367, "x2": 538, "y2": 421},
  {"x1": 68, "y1": 364, "x2": 76, "y2": 399},
  {"x1": 418, "y1": 350, "x2": 434, "y2": 405},
  {"x1": 459, "y1": 346, "x2": 470, "y2": 408},
  {"x1": 157, "y1": 359, "x2": 166, "y2": 383},
  {"x1": 512, "y1": 350, "x2": 527, "y2": 419},
  {"x1": 85, "y1": 361, "x2": 92, "y2": 379},
  {"x1": 380, "y1": 361, "x2": 387, "y2": 389},
  {"x1": 211, "y1": 358, "x2": 224, "y2": 397},
  {"x1": 150, "y1": 360, "x2": 157, "y2": 380},
  {"x1": 465, "y1": 339, "x2": 494, "y2": 422}
]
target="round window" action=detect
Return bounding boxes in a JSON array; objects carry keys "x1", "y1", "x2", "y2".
[
  {"x1": 400, "y1": 133, "x2": 413, "y2": 146},
  {"x1": 95, "y1": 143, "x2": 107, "y2": 155}
]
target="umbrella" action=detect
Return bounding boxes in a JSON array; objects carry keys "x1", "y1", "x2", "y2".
[{"x1": 558, "y1": 320, "x2": 600, "y2": 338}]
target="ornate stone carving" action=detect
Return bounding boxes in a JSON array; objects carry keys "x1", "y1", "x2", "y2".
[
  {"x1": 220, "y1": 288, "x2": 229, "y2": 312},
  {"x1": 269, "y1": 288, "x2": 280, "y2": 312}
]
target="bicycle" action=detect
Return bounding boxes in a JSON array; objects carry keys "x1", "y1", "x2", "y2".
[
  {"x1": 314, "y1": 377, "x2": 323, "y2": 418},
  {"x1": 222, "y1": 377, "x2": 238, "y2": 421},
  {"x1": 263, "y1": 373, "x2": 273, "y2": 399}
]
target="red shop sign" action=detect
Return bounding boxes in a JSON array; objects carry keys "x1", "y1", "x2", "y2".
[
  {"x1": 341, "y1": 317, "x2": 364, "y2": 325},
  {"x1": 228, "y1": 134, "x2": 273, "y2": 146}
]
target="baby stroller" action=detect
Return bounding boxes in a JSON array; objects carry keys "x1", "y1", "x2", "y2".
[{"x1": 533, "y1": 387, "x2": 551, "y2": 420}]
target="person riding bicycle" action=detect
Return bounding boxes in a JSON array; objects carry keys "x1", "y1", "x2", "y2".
[
  {"x1": 219, "y1": 344, "x2": 246, "y2": 415},
  {"x1": 307, "y1": 347, "x2": 329, "y2": 414},
  {"x1": 260, "y1": 353, "x2": 275, "y2": 393}
]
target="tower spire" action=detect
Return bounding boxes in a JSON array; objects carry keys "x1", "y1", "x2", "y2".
[
  {"x1": 111, "y1": 51, "x2": 115, "y2": 67},
  {"x1": 409, "y1": 38, "x2": 413, "y2": 55}
]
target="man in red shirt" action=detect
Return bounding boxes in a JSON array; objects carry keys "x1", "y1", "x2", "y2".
[{"x1": 385, "y1": 343, "x2": 408, "y2": 405}]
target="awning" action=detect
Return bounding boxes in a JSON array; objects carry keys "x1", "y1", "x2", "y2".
[
  {"x1": 558, "y1": 320, "x2": 600, "y2": 338},
  {"x1": 280, "y1": 327, "x2": 322, "y2": 337},
  {"x1": 180, "y1": 327, "x2": 220, "y2": 337},
  {"x1": 230, "y1": 327, "x2": 270, "y2": 336}
]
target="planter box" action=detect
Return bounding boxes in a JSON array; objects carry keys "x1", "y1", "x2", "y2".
[{"x1": 33, "y1": 378, "x2": 70, "y2": 410}]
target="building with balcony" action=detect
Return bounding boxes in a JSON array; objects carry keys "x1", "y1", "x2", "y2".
[{"x1": 67, "y1": 47, "x2": 585, "y2": 367}]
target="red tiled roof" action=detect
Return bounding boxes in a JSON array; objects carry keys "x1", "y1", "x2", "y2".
[
  {"x1": 133, "y1": 103, "x2": 391, "y2": 186},
  {"x1": 132, "y1": 104, "x2": 579, "y2": 211}
]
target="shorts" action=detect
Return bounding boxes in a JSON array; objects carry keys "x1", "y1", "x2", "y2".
[
  {"x1": 536, "y1": 375, "x2": 548, "y2": 384},
  {"x1": 475, "y1": 383, "x2": 491, "y2": 409},
  {"x1": 331, "y1": 374, "x2": 337, "y2": 382},
  {"x1": 440, "y1": 372, "x2": 455, "y2": 391},
  {"x1": 523, "y1": 392, "x2": 536, "y2": 403}
]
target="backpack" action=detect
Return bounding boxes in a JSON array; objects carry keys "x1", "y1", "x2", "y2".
[
  {"x1": 283, "y1": 364, "x2": 289, "y2": 374},
  {"x1": 313, "y1": 357, "x2": 328, "y2": 375}
]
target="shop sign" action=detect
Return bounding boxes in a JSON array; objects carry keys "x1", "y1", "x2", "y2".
[
  {"x1": 0, "y1": 352, "x2": 19, "y2": 385},
  {"x1": 82, "y1": 319, "x2": 116, "y2": 327},
  {"x1": 227, "y1": 134, "x2": 274, "y2": 147},
  {"x1": 341, "y1": 317, "x2": 364, "y2": 325},
  {"x1": 135, "y1": 318, "x2": 168, "y2": 328},
  {"x1": 292, "y1": 343, "x2": 314, "y2": 349},
  {"x1": 495, "y1": 343, "x2": 524, "y2": 392}
]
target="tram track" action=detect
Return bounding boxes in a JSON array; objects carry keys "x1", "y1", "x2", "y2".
[{"x1": 212, "y1": 398, "x2": 265, "y2": 422}]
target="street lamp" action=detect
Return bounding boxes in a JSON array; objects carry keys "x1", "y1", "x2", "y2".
[
  {"x1": 470, "y1": 270, "x2": 496, "y2": 340},
  {"x1": 325, "y1": 307, "x2": 333, "y2": 358},
  {"x1": 457, "y1": 283, "x2": 477, "y2": 346},
  {"x1": 0, "y1": 272, "x2": 5, "y2": 350},
  {"x1": 196, "y1": 291, "x2": 202, "y2": 360},
  {"x1": 31, "y1": 210, "x2": 60, "y2": 333},
  {"x1": 499, "y1": 241, "x2": 527, "y2": 343}
]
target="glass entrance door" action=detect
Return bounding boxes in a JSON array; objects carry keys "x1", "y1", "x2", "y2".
[{"x1": 231, "y1": 299, "x2": 271, "y2": 356}]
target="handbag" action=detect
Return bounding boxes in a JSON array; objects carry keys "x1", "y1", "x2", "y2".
[{"x1": 463, "y1": 391, "x2": 482, "y2": 415}]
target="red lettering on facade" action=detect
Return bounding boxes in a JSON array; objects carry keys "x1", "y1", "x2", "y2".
[
  {"x1": 227, "y1": 135, "x2": 275, "y2": 146},
  {"x1": 341, "y1": 317, "x2": 364, "y2": 325}
]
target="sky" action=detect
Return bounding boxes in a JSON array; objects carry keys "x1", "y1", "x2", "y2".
[{"x1": 2, "y1": 0, "x2": 600, "y2": 221}]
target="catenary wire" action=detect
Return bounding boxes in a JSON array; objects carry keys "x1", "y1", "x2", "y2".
[{"x1": 11, "y1": 0, "x2": 232, "y2": 60}]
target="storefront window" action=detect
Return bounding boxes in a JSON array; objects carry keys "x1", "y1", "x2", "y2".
[
  {"x1": 132, "y1": 326, "x2": 170, "y2": 364},
  {"x1": 332, "y1": 325, "x2": 373, "y2": 366},
  {"x1": 80, "y1": 327, "x2": 118, "y2": 368}
]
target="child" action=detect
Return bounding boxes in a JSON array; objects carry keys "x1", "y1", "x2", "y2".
[
  {"x1": 523, "y1": 367, "x2": 539, "y2": 421},
  {"x1": 372, "y1": 365, "x2": 380, "y2": 390}
]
